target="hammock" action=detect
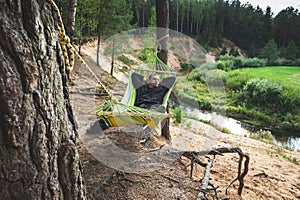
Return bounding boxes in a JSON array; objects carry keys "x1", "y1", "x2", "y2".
[
  {"x1": 48, "y1": 0, "x2": 176, "y2": 129},
  {"x1": 90, "y1": 56, "x2": 176, "y2": 129}
]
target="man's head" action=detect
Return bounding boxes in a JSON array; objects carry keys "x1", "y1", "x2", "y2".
[{"x1": 148, "y1": 74, "x2": 160, "y2": 88}]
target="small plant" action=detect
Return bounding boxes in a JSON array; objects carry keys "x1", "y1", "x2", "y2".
[
  {"x1": 210, "y1": 122, "x2": 232, "y2": 134},
  {"x1": 117, "y1": 55, "x2": 136, "y2": 66},
  {"x1": 250, "y1": 129, "x2": 274, "y2": 144},
  {"x1": 221, "y1": 127, "x2": 232, "y2": 134},
  {"x1": 69, "y1": 78, "x2": 76, "y2": 86},
  {"x1": 138, "y1": 48, "x2": 155, "y2": 61},
  {"x1": 239, "y1": 144, "x2": 299, "y2": 165},
  {"x1": 186, "y1": 121, "x2": 192, "y2": 129},
  {"x1": 266, "y1": 149, "x2": 299, "y2": 165},
  {"x1": 118, "y1": 66, "x2": 129, "y2": 73},
  {"x1": 172, "y1": 107, "x2": 182, "y2": 125}
]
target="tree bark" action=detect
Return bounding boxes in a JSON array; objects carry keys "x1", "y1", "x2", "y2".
[
  {"x1": 156, "y1": 0, "x2": 169, "y2": 64},
  {"x1": 156, "y1": 0, "x2": 170, "y2": 140},
  {"x1": 67, "y1": 0, "x2": 77, "y2": 40},
  {"x1": 0, "y1": 1, "x2": 85, "y2": 199},
  {"x1": 97, "y1": 0, "x2": 101, "y2": 66}
]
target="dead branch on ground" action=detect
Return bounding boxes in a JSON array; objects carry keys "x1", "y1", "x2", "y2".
[{"x1": 180, "y1": 147, "x2": 250, "y2": 199}]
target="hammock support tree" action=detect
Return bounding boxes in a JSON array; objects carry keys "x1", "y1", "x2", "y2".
[
  {"x1": 49, "y1": 0, "x2": 176, "y2": 132},
  {"x1": 47, "y1": 2, "x2": 250, "y2": 198}
]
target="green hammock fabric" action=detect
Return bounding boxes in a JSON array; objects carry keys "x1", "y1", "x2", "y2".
[
  {"x1": 90, "y1": 99, "x2": 171, "y2": 129},
  {"x1": 90, "y1": 55, "x2": 176, "y2": 129}
]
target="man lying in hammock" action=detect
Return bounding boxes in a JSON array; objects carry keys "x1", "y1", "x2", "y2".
[{"x1": 89, "y1": 72, "x2": 175, "y2": 133}]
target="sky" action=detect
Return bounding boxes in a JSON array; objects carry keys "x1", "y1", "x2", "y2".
[{"x1": 239, "y1": 0, "x2": 300, "y2": 15}]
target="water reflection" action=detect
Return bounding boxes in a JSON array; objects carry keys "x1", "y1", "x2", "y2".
[
  {"x1": 184, "y1": 107, "x2": 300, "y2": 151},
  {"x1": 272, "y1": 133, "x2": 300, "y2": 151}
]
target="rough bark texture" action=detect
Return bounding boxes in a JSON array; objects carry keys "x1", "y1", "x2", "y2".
[
  {"x1": 67, "y1": 0, "x2": 77, "y2": 40},
  {"x1": 97, "y1": 1, "x2": 101, "y2": 66},
  {"x1": 156, "y1": 0, "x2": 170, "y2": 140},
  {"x1": 59, "y1": 0, "x2": 77, "y2": 40},
  {"x1": 0, "y1": 1, "x2": 85, "y2": 199},
  {"x1": 156, "y1": 0, "x2": 169, "y2": 64}
]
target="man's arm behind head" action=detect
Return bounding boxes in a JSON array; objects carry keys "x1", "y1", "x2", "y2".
[
  {"x1": 131, "y1": 72, "x2": 144, "y2": 89},
  {"x1": 160, "y1": 76, "x2": 176, "y2": 89}
]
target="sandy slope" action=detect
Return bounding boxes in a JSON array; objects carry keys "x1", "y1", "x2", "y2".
[{"x1": 70, "y1": 42, "x2": 300, "y2": 199}]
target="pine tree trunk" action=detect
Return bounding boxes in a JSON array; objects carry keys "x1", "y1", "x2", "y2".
[
  {"x1": 176, "y1": 1, "x2": 179, "y2": 33},
  {"x1": 156, "y1": 0, "x2": 169, "y2": 64},
  {"x1": 67, "y1": 0, "x2": 77, "y2": 40},
  {"x1": 97, "y1": 1, "x2": 101, "y2": 66},
  {"x1": 135, "y1": 3, "x2": 141, "y2": 28},
  {"x1": 0, "y1": 1, "x2": 85, "y2": 199},
  {"x1": 156, "y1": 0, "x2": 170, "y2": 140}
]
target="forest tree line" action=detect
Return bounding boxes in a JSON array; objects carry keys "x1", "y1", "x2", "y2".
[{"x1": 56, "y1": 0, "x2": 300, "y2": 60}]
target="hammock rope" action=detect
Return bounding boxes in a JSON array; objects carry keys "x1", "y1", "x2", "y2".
[
  {"x1": 49, "y1": 0, "x2": 175, "y2": 129},
  {"x1": 48, "y1": 0, "x2": 113, "y2": 99}
]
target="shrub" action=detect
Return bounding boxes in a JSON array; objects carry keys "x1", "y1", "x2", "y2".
[
  {"x1": 186, "y1": 68, "x2": 203, "y2": 82},
  {"x1": 240, "y1": 78, "x2": 283, "y2": 111},
  {"x1": 180, "y1": 63, "x2": 190, "y2": 70},
  {"x1": 218, "y1": 55, "x2": 242, "y2": 70},
  {"x1": 198, "y1": 99, "x2": 211, "y2": 110},
  {"x1": 241, "y1": 57, "x2": 267, "y2": 68},
  {"x1": 220, "y1": 46, "x2": 227, "y2": 55},
  {"x1": 280, "y1": 87, "x2": 300, "y2": 113},
  {"x1": 216, "y1": 61, "x2": 226, "y2": 70},
  {"x1": 222, "y1": 60, "x2": 235, "y2": 70},
  {"x1": 138, "y1": 48, "x2": 155, "y2": 61},
  {"x1": 219, "y1": 55, "x2": 267, "y2": 69},
  {"x1": 198, "y1": 62, "x2": 217, "y2": 70},
  {"x1": 250, "y1": 129, "x2": 275, "y2": 144},
  {"x1": 205, "y1": 69, "x2": 227, "y2": 86},
  {"x1": 291, "y1": 59, "x2": 300, "y2": 66},
  {"x1": 272, "y1": 57, "x2": 294, "y2": 66},
  {"x1": 180, "y1": 62, "x2": 195, "y2": 74},
  {"x1": 229, "y1": 48, "x2": 239, "y2": 56},
  {"x1": 118, "y1": 66, "x2": 129, "y2": 73},
  {"x1": 272, "y1": 58, "x2": 300, "y2": 66},
  {"x1": 226, "y1": 71, "x2": 250, "y2": 91},
  {"x1": 186, "y1": 62, "x2": 217, "y2": 82}
]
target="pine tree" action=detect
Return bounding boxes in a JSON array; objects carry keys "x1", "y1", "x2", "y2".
[
  {"x1": 259, "y1": 39, "x2": 279, "y2": 63},
  {"x1": 220, "y1": 46, "x2": 228, "y2": 55},
  {"x1": 101, "y1": 0, "x2": 133, "y2": 38},
  {"x1": 283, "y1": 40, "x2": 298, "y2": 60}
]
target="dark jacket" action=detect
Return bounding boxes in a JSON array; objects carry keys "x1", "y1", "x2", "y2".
[{"x1": 134, "y1": 84, "x2": 168, "y2": 109}]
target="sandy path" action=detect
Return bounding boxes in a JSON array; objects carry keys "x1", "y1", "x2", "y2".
[{"x1": 80, "y1": 42, "x2": 129, "y2": 84}]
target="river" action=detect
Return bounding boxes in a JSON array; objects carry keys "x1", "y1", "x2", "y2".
[{"x1": 184, "y1": 107, "x2": 300, "y2": 151}]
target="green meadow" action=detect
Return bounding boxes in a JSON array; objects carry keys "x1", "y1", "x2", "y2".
[
  {"x1": 227, "y1": 66, "x2": 300, "y2": 131},
  {"x1": 237, "y1": 66, "x2": 300, "y2": 87},
  {"x1": 177, "y1": 65, "x2": 300, "y2": 132}
]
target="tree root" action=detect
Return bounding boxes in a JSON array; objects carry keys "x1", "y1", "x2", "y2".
[{"x1": 181, "y1": 147, "x2": 250, "y2": 199}]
